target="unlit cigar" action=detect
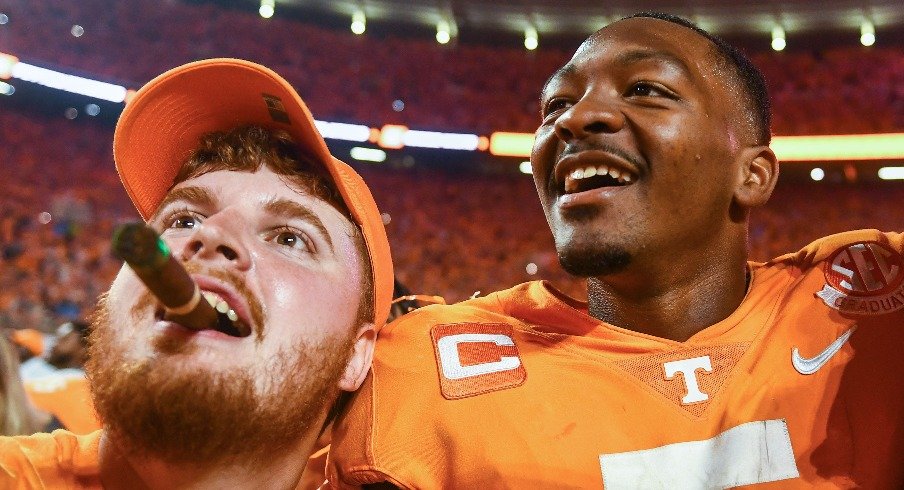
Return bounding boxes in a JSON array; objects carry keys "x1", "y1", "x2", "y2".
[{"x1": 112, "y1": 223, "x2": 250, "y2": 337}]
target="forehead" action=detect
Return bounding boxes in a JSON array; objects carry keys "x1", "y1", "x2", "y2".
[
  {"x1": 545, "y1": 17, "x2": 724, "y2": 93},
  {"x1": 167, "y1": 168, "x2": 355, "y2": 229}
]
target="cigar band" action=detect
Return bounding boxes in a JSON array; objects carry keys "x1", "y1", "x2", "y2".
[{"x1": 166, "y1": 283, "x2": 202, "y2": 316}]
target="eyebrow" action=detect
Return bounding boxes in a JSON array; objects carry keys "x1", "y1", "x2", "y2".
[
  {"x1": 541, "y1": 48, "x2": 694, "y2": 103},
  {"x1": 540, "y1": 64, "x2": 577, "y2": 101},
  {"x1": 614, "y1": 49, "x2": 693, "y2": 79},
  {"x1": 263, "y1": 198, "x2": 334, "y2": 251},
  {"x1": 151, "y1": 186, "x2": 215, "y2": 222}
]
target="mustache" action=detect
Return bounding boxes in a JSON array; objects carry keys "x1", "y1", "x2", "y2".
[
  {"x1": 128, "y1": 262, "x2": 266, "y2": 340},
  {"x1": 558, "y1": 141, "x2": 644, "y2": 170}
]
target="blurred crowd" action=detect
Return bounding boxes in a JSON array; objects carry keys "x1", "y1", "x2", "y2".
[
  {"x1": 2, "y1": 108, "x2": 902, "y2": 323},
  {"x1": 0, "y1": 0, "x2": 904, "y2": 433},
  {"x1": 0, "y1": 0, "x2": 902, "y2": 436},
  {"x1": 1, "y1": 0, "x2": 902, "y2": 135}
]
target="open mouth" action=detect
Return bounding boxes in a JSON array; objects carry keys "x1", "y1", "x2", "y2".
[
  {"x1": 563, "y1": 164, "x2": 635, "y2": 194},
  {"x1": 157, "y1": 290, "x2": 252, "y2": 338}
]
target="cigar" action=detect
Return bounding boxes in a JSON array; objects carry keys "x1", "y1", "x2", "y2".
[{"x1": 112, "y1": 223, "x2": 250, "y2": 337}]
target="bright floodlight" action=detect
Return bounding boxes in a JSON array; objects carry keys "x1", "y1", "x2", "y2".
[
  {"x1": 259, "y1": 0, "x2": 274, "y2": 18},
  {"x1": 0, "y1": 80, "x2": 14, "y2": 95},
  {"x1": 350, "y1": 147, "x2": 386, "y2": 163},
  {"x1": 524, "y1": 27, "x2": 538, "y2": 50},
  {"x1": 519, "y1": 161, "x2": 532, "y2": 174},
  {"x1": 12, "y1": 62, "x2": 128, "y2": 102},
  {"x1": 351, "y1": 10, "x2": 366, "y2": 35},
  {"x1": 436, "y1": 20, "x2": 451, "y2": 44},
  {"x1": 860, "y1": 21, "x2": 875, "y2": 46},
  {"x1": 771, "y1": 26, "x2": 786, "y2": 51},
  {"x1": 810, "y1": 168, "x2": 825, "y2": 181},
  {"x1": 878, "y1": 167, "x2": 904, "y2": 180}
]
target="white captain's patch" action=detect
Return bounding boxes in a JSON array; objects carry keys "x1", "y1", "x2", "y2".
[{"x1": 598, "y1": 419, "x2": 799, "y2": 489}]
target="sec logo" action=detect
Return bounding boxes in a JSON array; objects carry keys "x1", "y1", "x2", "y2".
[
  {"x1": 818, "y1": 241, "x2": 904, "y2": 314},
  {"x1": 825, "y1": 242, "x2": 903, "y2": 296}
]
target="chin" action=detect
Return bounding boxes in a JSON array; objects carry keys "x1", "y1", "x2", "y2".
[{"x1": 556, "y1": 241, "x2": 632, "y2": 278}]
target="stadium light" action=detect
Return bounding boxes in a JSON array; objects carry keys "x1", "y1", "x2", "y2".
[
  {"x1": 860, "y1": 21, "x2": 875, "y2": 46},
  {"x1": 351, "y1": 10, "x2": 366, "y2": 35},
  {"x1": 313, "y1": 120, "x2": 371, "y2": 142},
  {"x1": 524, "y1": 27, "x2": 538, "y2": 50},
  {"x1": 770, "y1": 133, "x2": 904, "y2": 161},
  {"x1": 11, "y1": 62, "x2": 127, "y2": 102},
  {"x1": 489, "y1": 132, "x2": 535, "y2": 157},
  {"x1": 436, "y1": 20, "x2": 451, "y2": 45},
  {"x1": 810, "y1": 168, "x2": 825, "y2": 181},
  {"x1": 350, "y1": 147, "x2": 387, "y2": 163},
  {"x1": 0, "y1": 80, "x2": 14, "y2": 95},
  {"x1": 378, "y1": 124, "x2": 408, "y2": 149},
  {"x1": 259, "y1": 0, "x2": 275, "y2": 19},
  {"x1": 489, "y1": 131, "x2": 904, "y2": 161},
  {"x1": 771, "y1": 26, "x2": 786, "y2": 51},
  {"x1": 519, "y1": 161, "x2": 532, "y2": 174},
  {"x1": 878, "y1": 167, "x2": 904, "y2": 180},
  {"x1": 403, "y1": 130, "x2": 479, "y2": 150}
]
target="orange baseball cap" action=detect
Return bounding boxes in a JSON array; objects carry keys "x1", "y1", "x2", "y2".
[
  {"x1": 10, "y1": 328, "x2": 45, "y2": 357},
  {"x1": 113, "y1": 58, "x2": 394, "y2": 329}
]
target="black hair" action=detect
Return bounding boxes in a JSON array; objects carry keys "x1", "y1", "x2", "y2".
[{"x1": 623, "y1": 12, "x2": 772, "y2": 144}]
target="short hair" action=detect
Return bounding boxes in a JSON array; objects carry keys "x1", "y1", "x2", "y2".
[
  {"x1": 173, "y1": 125, "x2": 374, "y2": 328},
  {"x1": 622, "y1": 12, "x2": 772, "y2": 144}
]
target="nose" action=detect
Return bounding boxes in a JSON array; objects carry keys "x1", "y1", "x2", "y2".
[
  {"x1": 177, "y1": 213, "x2": 251, "y2": 270},
  {"x1": 554, "y1": 94, "x2": 625, "y2": 142}
]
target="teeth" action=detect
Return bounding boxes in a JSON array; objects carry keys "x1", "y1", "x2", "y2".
[
  {"x1": 215, "y1": 300, "x2": 229, "y2": 314},
  {"x1": 203, "y1": 291, "x2": 235, "y2": 317},
  {"x1": 563, "y1": 164, "x2": 636, "y2": 194}
]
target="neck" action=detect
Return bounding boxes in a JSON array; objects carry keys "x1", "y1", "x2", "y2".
[
  {"x1": 97, "y1": 428, "x2": 318, "y2": 490},
  {"x1": 586, "y1": 241, "x2": 749, "y2": 342}
]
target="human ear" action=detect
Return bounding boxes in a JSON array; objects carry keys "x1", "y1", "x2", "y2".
[
  {"x1": 733, "y1": 145, "x2": 779, "y2": 209},
  {"x1": 337, "y1": 323, "x2": 376, "y2": 391}
]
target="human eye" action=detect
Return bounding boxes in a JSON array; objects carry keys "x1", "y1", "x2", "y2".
[
  {"x1": 158, "y1": 208, "x2": 204, "y2": 232},
  {"x1": 626, "y1": 81, "x2": 676, "y2": 99},
  {"x1": 541, "y1": 97, "x2": 573, "y2": 119},
  {"x1": 270, "y1": 227, "x2": 315, "y2": 254}
]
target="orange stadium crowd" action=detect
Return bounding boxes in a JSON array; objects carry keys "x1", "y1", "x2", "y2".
[{"x1": 0, "y1": 0, "x2": 902, "y2": 330}]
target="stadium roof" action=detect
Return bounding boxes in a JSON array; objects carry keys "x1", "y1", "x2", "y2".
[{"x1": 276, "y1": 0, "x2": 904, "y2": 44}]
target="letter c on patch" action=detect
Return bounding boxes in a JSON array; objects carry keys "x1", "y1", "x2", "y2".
[{"x1": 437, "y1": 333, "x2": 521, "y2": 380}]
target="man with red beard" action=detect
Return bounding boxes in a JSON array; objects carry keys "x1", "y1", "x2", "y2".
[{"x1": 0, "y1": 58, "x2": 393, "y2": 488}]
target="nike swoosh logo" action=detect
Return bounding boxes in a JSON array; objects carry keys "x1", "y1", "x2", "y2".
[{"x1": 792, "y1": 326, "x2": 856, "y2": 375}]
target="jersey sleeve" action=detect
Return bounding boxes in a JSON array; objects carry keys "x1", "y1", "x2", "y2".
[{"x1": 0, "y1": 430, "x2": 102, "y2": 488}]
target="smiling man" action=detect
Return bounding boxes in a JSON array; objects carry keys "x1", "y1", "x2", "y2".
[
  {"x1": 325, "y1": 13, "x2": 903, "y2": 488},
  {"x1": 0, "y1": 59, "x2": 393, "y2": 488}
]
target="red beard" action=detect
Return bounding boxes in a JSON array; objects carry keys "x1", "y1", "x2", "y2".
[{"x1": 85, "y1": 292, "x2": 353, "y2": 467}]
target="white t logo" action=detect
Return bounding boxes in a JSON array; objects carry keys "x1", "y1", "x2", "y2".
[
  {"x1": 437, "y1": 333, "x2": 521, "y2": 380},
  {"x1": 663, "y1": 355, "x2": 713, "y2": 404}
]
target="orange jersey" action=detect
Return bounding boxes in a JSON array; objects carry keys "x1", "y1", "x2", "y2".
[
  {"x1": 327, "y1": 230, "x2": 904, "y2": 488},
  {"x1": 0, "y1": 430, "x2": 102, "y2": 488},
  {"x1": 25, "y1": 373, "x2": 101, "y2": 435}
]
